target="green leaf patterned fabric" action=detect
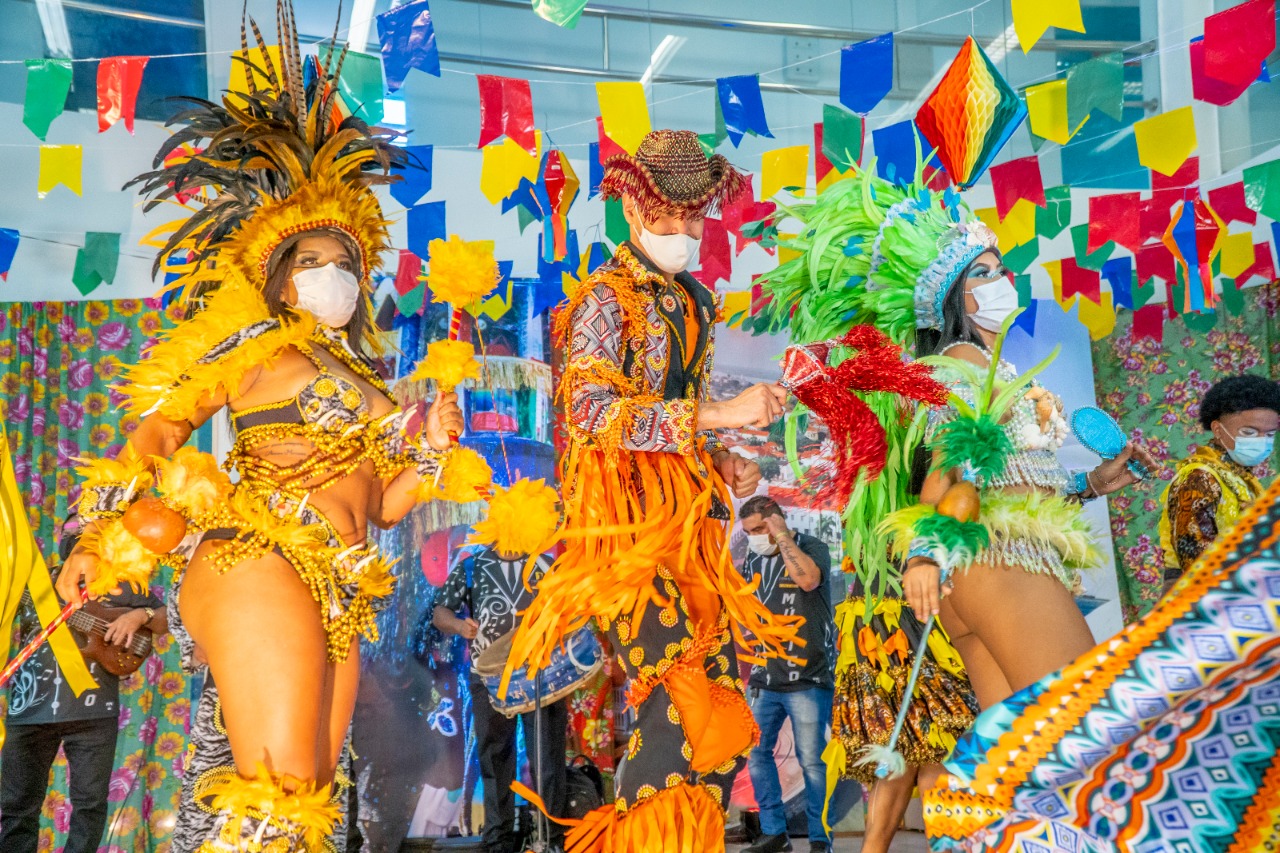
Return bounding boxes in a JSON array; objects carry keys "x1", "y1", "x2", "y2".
[
  {"x1": 1090, "y1": 281, "x2": 1280, "y2": 621},
  {"x1": 0, "y1": 299, "x2": 189, "y2": 853}
]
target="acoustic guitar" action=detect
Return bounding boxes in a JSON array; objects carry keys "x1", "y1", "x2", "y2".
[{"x1": 20, "y1": 591, "x2": 154, "y2": 677}]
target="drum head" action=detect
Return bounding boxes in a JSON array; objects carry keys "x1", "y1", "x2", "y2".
[{"x1": 472, "y1": 627, "x2": 515, "y2": 678}]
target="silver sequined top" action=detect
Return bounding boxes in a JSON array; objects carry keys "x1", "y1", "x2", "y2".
[{"x1": 926, "y1": 344, "x2": 1071, "y2": 494}]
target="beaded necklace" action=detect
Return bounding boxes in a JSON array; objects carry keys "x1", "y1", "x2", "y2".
[{"x1": 309, "y1": 327, "x2": 391, "y2": 396}]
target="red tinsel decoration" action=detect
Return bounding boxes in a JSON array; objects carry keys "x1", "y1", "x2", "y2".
[{"x1": 781, "y1": 326, "x2": 949, "y2": 506}]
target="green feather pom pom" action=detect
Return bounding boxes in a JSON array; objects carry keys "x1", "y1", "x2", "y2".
[{"x1": 930, "y1": 414, "x2": 1013, "y2": 482}]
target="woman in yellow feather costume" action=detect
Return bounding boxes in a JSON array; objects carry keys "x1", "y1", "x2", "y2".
[{"x1": 55, "y1": 6, "x2": 467, "y2": 851}]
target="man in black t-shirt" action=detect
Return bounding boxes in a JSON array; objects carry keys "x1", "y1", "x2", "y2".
[
  {"x1": 738, "y1": 496, "x2": 834, "y2": 853},
  {"x1": 0, "y1": 518, "x2": 167, "y2": 853},
  {"x1": 433, "y1": 546, "x2": 566, "y2": 853}
]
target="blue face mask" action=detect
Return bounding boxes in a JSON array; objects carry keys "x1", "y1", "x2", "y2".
[{"x1": 1227, "y1": 435, "x2": 1274, "y2": 467}]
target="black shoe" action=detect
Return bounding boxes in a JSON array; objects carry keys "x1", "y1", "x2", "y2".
[
  {"x1": 724, "y1": 822, "x2": 753, "y2": 844},
  {"x1": 743, "y1": 834, "x2": 793, "y2": 853},
  {"x1": 809, "y1": 842, "x2": 831, "y2": 853}
]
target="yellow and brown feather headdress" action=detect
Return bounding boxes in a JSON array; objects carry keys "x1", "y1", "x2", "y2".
[{"x1": 128, "y1": 0, "x2": 405, "y2": 305}]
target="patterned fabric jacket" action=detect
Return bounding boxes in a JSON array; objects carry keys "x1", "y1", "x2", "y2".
[
  {"x1": 558, "y1": 242, "x2": 725, "y2": 457},
  {"x1": 1160, "y1": 443, "x2": 1264, "y2": 572}
]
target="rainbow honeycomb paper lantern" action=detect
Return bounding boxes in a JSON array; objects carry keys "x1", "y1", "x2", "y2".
[{"x1": 916, "y1": 37, "x2": 1028, "y2": 190}]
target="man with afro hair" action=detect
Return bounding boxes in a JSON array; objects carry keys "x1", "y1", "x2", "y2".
[{"x1": 1160, "y1": 374, "x2": 1280, "y2": 589}]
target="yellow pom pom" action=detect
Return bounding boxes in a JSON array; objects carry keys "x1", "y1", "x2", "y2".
[
  {"x1": 408, "y1": 339, "x2": 481, "y2": 392},
  {"x1": 80, "y1": 518, "x2": 159, "y2": 596},
  {"x1": 426, "y1": 235, "x2": 501, "y2": 309},
  {"x1": 421, "y1": 446, "x2": 493, "y2": 504},
  {"x1": 470, "y1": 478, "x2": 560, "y2": 557},
  {"x1": 154, "y1": 447, "x2": 234, "y2": 523}
]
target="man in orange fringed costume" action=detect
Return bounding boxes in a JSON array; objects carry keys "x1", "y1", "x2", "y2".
[{"x1": 506, "y1": 130, "x2": 800, "y2": 852}]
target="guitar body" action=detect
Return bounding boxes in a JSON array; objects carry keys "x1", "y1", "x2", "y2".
[{"x1": 68, "y1": 601, "x2": 153, "y2": 677}]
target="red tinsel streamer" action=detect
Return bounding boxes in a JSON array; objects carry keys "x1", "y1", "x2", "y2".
[{"x1": 781, "y1": 326, "x2": 949, "y2": 506}]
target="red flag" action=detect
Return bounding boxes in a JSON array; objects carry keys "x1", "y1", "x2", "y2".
[
  {"x1": 1138, "y1": 196, "x2": 1173, "y2": 246},
  {"x1": 476, "y1": 75, "x2": 536, "y2": 154},
  {"x1": 394, "y1": 249, "x2": 423, "y2": 296},
  {"x1": 1136, "y1": 242, "x2": 1176, "y2": 285},
  {"x1": 1132, "y1": 303, "x2": 1165, "y2": 343},
  {"x1": 1208, "y1": 182, "x2": 1257, "y2": 226},
  {"x1": 97, "y1": 56, "x2": 148, "y2": 133},
  {"x1": 595, "y1": 116, "x2": 626, "y2": 162},
  {"x1": 990, "y1": 156, "x2": 1046, "y2": 220},
  {"x1": 1060, "y1": 257, "x2": 1101, "y2": 303},
  {"x1": 813, "y1": 122, "x2": 834, "y2": 184},
  {"x1": 1088, "y1": 193, "x2": 1142, "y2": 254},
  {"x1": 692, "y1": 217, "x2": 732, "y2": 289},
  {"x1": 1151, "y1": 156, "x2": 1199, "y2": 190},
  {"x1": 1202, "y1": 0, "x2": 1276, "y2": 90}
]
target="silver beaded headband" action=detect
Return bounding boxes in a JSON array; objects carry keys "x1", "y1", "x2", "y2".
[{"x1": 915, "y1": 222, "x2": 999, "y2": 330}]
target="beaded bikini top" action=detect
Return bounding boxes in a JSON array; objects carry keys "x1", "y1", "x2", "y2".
[
  {"x1": 226, "y1": 327, "x2": 421, "y2": 500},
  {"x1": 928, "y1": 343, "x2": 1070, "y2": 493}
]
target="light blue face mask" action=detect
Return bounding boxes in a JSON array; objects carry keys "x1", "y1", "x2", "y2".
[{"x1": 1227, "y1": 435, "x2": 1274, "y2": 467}]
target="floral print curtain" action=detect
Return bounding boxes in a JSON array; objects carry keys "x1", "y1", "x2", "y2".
[
  {"x1": 1091, "y1": 281, "x2": 1280, "y2": 621},
  {"x1": 0, "y1": 298, "x2": 188, "y2": 853}
]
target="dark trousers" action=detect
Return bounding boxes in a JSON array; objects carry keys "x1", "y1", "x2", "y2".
[
  {"x1": 0, "y1": 717, "x2": 119, "y2": 853},
  {"x1": 470, "y1": 673, "x2": 567, "y2": 853}
]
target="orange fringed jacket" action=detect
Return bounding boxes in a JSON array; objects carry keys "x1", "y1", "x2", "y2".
[{"x1": 505, "y1": 244, "x2": 800, "y2": 683}]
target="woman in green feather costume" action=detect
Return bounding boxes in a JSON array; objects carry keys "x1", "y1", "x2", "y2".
[{"x1": 753, "y1": 166, "x2": 1154, "y2": 847}]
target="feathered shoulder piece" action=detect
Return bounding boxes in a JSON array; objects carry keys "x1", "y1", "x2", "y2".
[
  {"x1": 117, "y1": 284, "x2": 316, "y2": 419},
  {"x1": 127, "y1": 0, "x2": 406, "y2": 318}
]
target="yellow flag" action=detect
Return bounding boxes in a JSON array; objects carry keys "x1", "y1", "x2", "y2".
[
  {"x1": 0, "y1": 425, "x2": 97, "y2": 745},
  {"x1": 480, "y1": 134, "x2": 542, "y2": 205},
  {"x1": 1134, "y1": 107, "x2": 1197, "y2": 177},
  {"x1": 596, "y1": 82, "x2": 651, "y2": 154},
  {"x1": 476, "y1": 280, "x2": 515, "y2": 321},
  {"x1": 1076, "y1": 291, "x2": 1116, "y2": 340},
  {"x1": 722, "y1": 291, "x2": 752, "y2": 325},
  {"x1": 1219, "y1": 232, "x2": 1255, "y2": 279},
  {"x1": 1012, "y1": 0, "x2": 1085, "y2": 53},
  {"x1": 1025, "y1": 80, "x2": 1088, "y2": 145},
  {"x1": 227, "y1": 45, "x2": 284, "y2": 110},
  {"x1": 762, "y1": 147, "x2": 810, "y2": 199},
  {"x1": 37, "y1": 145, "x2": 82, "y2": 199},
  {"x1": 976, "y1": 200, "x2": 1036, "y2": 252},
  {"x1": 1042, "y1": 259, "x2": 1076, "y2": 310}
]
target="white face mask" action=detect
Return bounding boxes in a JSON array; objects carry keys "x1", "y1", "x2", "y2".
[
  {"x1": 968, "y1": 277, "x2": 1020, "y2": 332},
  {"x1": 747, "y1": 534, "x2": 779, "y2": 557},
  {"x1": 292, "y1": 263, "x2": 360, "y2": 328},
  {"x1": 637, "y1": 224, "x2": 701, "y2": 275}
]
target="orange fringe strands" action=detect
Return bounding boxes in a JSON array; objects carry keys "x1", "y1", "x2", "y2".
[
  {"x1": 502, "y1": 440, "x2": 804, "y2": 694},
  {"x1": 514, "y1": 780, "x2": 728, "y2": 853}
]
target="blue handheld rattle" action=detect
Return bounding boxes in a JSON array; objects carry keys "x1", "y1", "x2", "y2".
[{"x1": 1070, "y1": 406, "x2": 1149, "y2": 481}]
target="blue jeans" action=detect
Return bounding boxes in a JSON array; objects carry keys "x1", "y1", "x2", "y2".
[{"x1": 748, "y1": 685, "x2": 833, "y2": 843}]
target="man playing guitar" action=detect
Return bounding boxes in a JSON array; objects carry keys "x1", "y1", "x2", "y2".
[{"x1": 0, "y1": 515, "x2": 168, "y2": 853}]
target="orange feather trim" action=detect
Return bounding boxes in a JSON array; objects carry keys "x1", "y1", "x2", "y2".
[{"x1": 502, "y1": 441, "x2": 804, "y2": 695}]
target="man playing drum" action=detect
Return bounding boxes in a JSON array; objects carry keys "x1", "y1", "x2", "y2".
[{"x1": 434, "y1": 546, "x2": 568, "y2": 853}]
